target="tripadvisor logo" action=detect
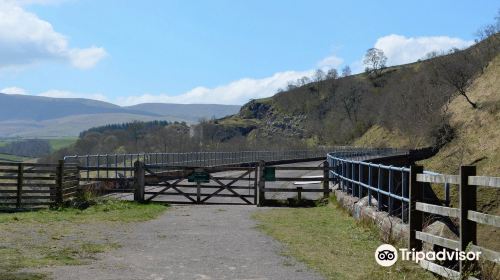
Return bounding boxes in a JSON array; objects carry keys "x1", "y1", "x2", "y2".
[
  {"x1": 375, "y1": 243, "x2": 482, "y2": 267},
  {"x1": 375, "y1": 244, "x2": 398, "y2": 267}
]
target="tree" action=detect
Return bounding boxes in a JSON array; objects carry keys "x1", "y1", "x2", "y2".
[
  {"x1": 326, "y1": 68, "x2": 339, "y2": 80},
  {"x1": 341, "y1": 83, "x2": 363, "y2": 123},
  {"x1": 313, "y1": 69, "x2": 326, "y2": 82},
  {"x1": 341, "y1": 66, "x2": 352, "y2": 77},
  {"x1": 363, "y1": 48, "x2": 387, "y2": 77},
  {"x1": 432, "y1": 50, "x2": 481, "y2": 109}
]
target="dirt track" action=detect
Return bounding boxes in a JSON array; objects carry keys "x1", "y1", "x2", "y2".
[{"x1": 48, "y1": 205, "x2": 324, "y2": 280}]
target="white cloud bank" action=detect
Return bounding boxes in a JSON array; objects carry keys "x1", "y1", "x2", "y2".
[
  {"x1": 0, "y1": 0, "x2": 106, "y2": 69},
  {"x1": 1, "y1": 86, "x2": 28, "y2": 95},
  {"x1": 116, "y1": 69, "x2": 315, "y2": 106},
  {"x1": 317, "y1": 54, "x2": 343, "y2": 69},
  {"x1": 374, "y1": 34, "x2": 474, "y2": 66}
]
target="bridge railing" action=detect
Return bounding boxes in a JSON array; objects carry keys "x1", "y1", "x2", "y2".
[
  {"x1": 65, "y1": 148, "x2": 354, "y2": 181},
  {"x1": 327, "y1": 149, "x2": 450, "y2": 222}
]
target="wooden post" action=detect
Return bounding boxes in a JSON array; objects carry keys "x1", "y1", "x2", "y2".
[
  {"x1": 323, "y1": 160, "x2": 330, "y2": 198},
  {"x1": 55, "y1": 160, "x2": 64, "y2": 205},
  {"x1": 196, "y1": 181, "x2": 201, "y2": 204},
  {"x1": 257, "y1": 160, "x2": 266, "y2": 207},
  {"x1": 459, "y1": 165, "x2": 476, "y2": 274},
  {"x1": 409, "y1": 165, "x2": 424, "y2": 250},
  {"x1": 133, "y1": 161, "x2": 145, "y2": 202},
  {"x1": 297, "y1": 187, "x2": 302, "y2": 201},
  {"x1": 253, "y1": 167, "x2": 258, "y2": 205},
  {"x1": 16, "y1": 163, "x2": 23, "y2": 208}
]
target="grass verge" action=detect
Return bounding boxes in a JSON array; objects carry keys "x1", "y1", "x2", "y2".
[
  {"x1": 0, "y1": 200, "x2": 168, "y2": 280},
  {"x1": 253, "y1": 200, "x2": 436, "y2": 280}
]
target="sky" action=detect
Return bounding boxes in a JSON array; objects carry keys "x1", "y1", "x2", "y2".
[{"x1": 0, "y1": 0, "x2": 498, "y2": 105}]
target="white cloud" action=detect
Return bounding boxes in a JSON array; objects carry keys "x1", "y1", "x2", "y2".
[
  {"x1": 374, "y1": 34, "x2": 474, "y2": 66},
  {"x1": 39, "y1": 89, "x2": 108, "y2": 101},
  {"x1": 317, "y1": 54, "x2": 343, "y2": 69},
  {"x1": 1, "y1": 86, "x2": 28, "y2": 94},
  {"x1": 0, "y1": 0, "x2": 106, "y2": 69},
  {"x1": 116, "y1": 70, "x2": 314, "y2": 106}
]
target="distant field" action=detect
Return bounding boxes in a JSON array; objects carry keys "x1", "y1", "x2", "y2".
[
  {"x1": 0, "y1": 153, "x2": 32, "y2": 162},
  {"x1": 48, "y1": 137, "x2": 78, "y2": 151}
]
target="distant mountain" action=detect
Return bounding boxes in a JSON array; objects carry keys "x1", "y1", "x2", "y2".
[
  {"x1": 0, "y1": 93, "x2": 156, "y2": 121},
  {"x1": 126, "y1": 103, "x2": 240, "y2": 121},
  {"x1": 0, "y1": 93, "x2": 241, "y2": 137}
]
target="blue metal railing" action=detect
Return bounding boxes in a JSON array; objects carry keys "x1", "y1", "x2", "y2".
[{"x1": 327, "y1": 149, "x2": 450, "y2": 223}]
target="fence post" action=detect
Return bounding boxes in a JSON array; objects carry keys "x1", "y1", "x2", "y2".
[
  {"x1": 257, "y1": 160, "x2": 266, "y2": 206},
  {"x1": 297, "y1": 187, "x2": 302, "y2": 201},
  {"x1": 409, "y1": 165, "x2": 423, "y2": 250},
  {"x1": 55, "y1": 160, "x2": 64, "y2": 205},
  {"x1": 133, "y1": 161, "x2": 145, "y2": 202},
  {"x1": 16, "y1": 163, "x2": 23, "y2": 208},
  {"x1": 459, "y1": 165, "x2": 476, "y2": 274},
  {"x1": 323, "y1": 160, "x2": 329, "y2": 199}
]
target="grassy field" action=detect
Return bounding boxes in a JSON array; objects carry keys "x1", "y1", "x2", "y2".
[
  {"x1": 48, "y1": 137, "x2": 77, "y2": 151},
  {"x1": 0, "y1": 153, "x2": 33, "y2": 162},
  {"x1": 253, "y1": 200, "x2": 436, "y2": 280},
  {"x1": 0, "y1": 200, "x2": 168, "y2": 280}
]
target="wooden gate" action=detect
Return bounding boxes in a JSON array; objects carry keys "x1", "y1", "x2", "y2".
[{"x1": 137, "y1": 164, "x2": 257, "y2": 205}]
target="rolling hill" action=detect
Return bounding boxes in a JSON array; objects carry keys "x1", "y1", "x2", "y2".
[{"x1": 0, "y1": 93, "x2": 240, "y2": 137}]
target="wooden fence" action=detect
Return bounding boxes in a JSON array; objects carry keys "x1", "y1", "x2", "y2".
[
  {"x1": 0, "y1": 160, "x2": 80, "y2": 209},
  {"x1": 407, "y1": 165, "x2": 500, "y2": 279}
]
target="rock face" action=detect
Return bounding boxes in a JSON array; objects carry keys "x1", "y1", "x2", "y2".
[{"x1": 238, "y1": 100, "x2": 307, "y2": 138}]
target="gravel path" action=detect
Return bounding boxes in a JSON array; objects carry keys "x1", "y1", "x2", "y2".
[{"x1": 48, "y1": 204, "x2": 324, "y2": 280}]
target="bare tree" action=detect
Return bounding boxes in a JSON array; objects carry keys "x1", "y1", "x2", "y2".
[
  {"x1": 313, "y1": 69, "x2": 326, "y2": 82},
  {"x1": 433, "y1": 50, "x2": 481, "y2": 108},
  {"x1": 363, "y1": 48, "x2": 387, "y2": 77},
  {"x1": 326, "y1": 68, "x2": 339, "y2": 79},
  {"x1": 341, "y1": 83, "x2": 363, "y2": 123},
  {"x1": 341, "y1": 65, "x2": 352, "y2": 77}
]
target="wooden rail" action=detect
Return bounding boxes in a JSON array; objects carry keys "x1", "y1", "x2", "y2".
[
  {"x1": 0, "y1": 160, "x2": 80, "y2": 209},
  {"x1": 409, "y1": 165, "x2": 500, "y2": 278}
]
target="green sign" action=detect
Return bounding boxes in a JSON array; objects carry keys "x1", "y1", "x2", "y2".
[
  {"x1": 263, "y1": 167, "x2": 276, "y2": 181},
  {"x1": 188, "y1": 171, "x2": 210, "y2": 183}
]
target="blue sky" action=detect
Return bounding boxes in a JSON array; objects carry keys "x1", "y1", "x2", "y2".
[{"x1": 0, "y1": 0, "x2": 498, "y2": 105}]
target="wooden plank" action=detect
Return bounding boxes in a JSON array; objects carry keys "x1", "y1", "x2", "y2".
[
  {"x1": 22, "y1": 169, "x2": 56, "y2": 174},
  {"x1": 273, "y1": 166, "x2": 325, "y2": 170},
  {"x1": 21, "y1": 195, "x2": 55, "y2": 199},
  {"x1": 468, "y1": 176, "x2": 500, "y2": 188},
  {"x1": 210, "y1": 177, "x2": 257, "y2": 181},
  {"x1": 162, "y1": 184, "x2": 255, "y2": 190},
  {"x1": 416, "y1": 173, "x2": 460, "y2": 184},
  {"x1": 22, "y1": 176, "x2": 55, "y2": 181},
  {"x1": 470, "y1": 245, "x2": 500, "y2": 263},
  {"x1": 262, "y1": 188, "x2": 332, "y2": 193},
  {"x1": 418, "y1": 259, "x2": 461, "y2": 280},
  {"x1": 0, "y1": 190, "x2": 16, "y2": 193},
  {"x1": 22, "y1": 183, "x2": 56, "y2": 187},
  {"x1": 467, "y1": 210, "x2": 500, "y2": 227},
  {"x1": 0, "y1": 168, "x2": 19, "y2": 172},
  {"x1": 415, "y1": 202, "x2": 460, "y2": 218},
  {"x1": 271, "y1": 177, "x2": 333, "y2": 182},
  {"x1": 0, "y1": 175, "x2": 18, "y2": 179},
  {"x1": 144, "y1": 192, "x2": 254, "y2": 198},
  {"x1": 416, "y1": 231, "x2": 460, "y2": 249}
]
